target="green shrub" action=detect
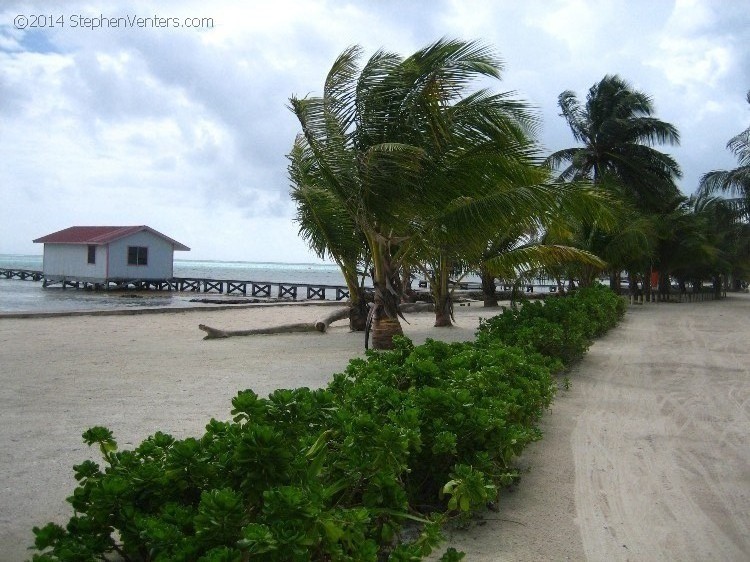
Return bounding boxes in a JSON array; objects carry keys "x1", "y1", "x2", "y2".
[
  {"x1": 32, "y1": 388, "x2": 392, "y2": 562},
  {"x1": 328, "y1": 337, "x2": 556, "y2": 511},
  {"x1": 476, "y1": 285, "x2": 625, "y2": 364}
]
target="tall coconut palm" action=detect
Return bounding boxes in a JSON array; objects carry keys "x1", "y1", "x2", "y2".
[
  {"x1": 699, "y1": 90, "x2": 750, "y2": 217},
  {"x1": 546, "y1": 74, "x2": 682, "y2": 212},
  {"x1": 290, "y1": 39, "x2": 567, "y2": 347},
  {"x1": 546, "y1": 75, "x2": 682, "y2": 293}
]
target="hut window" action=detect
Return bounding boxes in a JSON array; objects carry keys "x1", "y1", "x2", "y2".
[
  {"x1": 127, "y1": 246, "x2": 148, "y2": 266},
  {"x1": 87, "y1": 245, "x2": 96, "y2": 264}
]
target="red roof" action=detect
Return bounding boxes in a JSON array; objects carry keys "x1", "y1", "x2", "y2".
[{"x1": 33, "y1": 226, "x2": 190, "y2": 251}]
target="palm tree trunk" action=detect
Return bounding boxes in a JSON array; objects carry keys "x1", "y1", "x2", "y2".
[
  {"x1": 371, "y1": 313, "x2": 403, "y2": 349},
  {"x1": 712, "y1": 274, "x2": 722, "y2": 298},
  {"x1": 628, "y1": 272, "x2": 639, "y2": 299},
  {"x1": 433, "y1": 296, "x2": 452, "y2": 327},
  {"x1": 337, "y1": 259, "x2": 368, "y2": 331},
  {"x1": 432, "y1": 257, "x2": 453, "y2": 327},
  {"x1": 659, "y1": 271, "x2": 671, "y2": 301},
  {"x1": 479, "y1": 265, "x2": 499, "y2": 307},
  {"x1": 579, "y1": 265, "x2": 596, "y2": 287},
  {"x1": 348, "y1": 286, "x2": 369, "y2": 331},
  {"x1": 401, "y1": 264, "x2": 416, "y2": 303},
  {"x1": 609, "y1": 270, "x2": 621, "y2": 294},
  {"x1": 369, "y1": 238, "x2": 403, "y2": 349},
  {"x1": 555, "y1": 275, "x2": 566, "y2": 295}
]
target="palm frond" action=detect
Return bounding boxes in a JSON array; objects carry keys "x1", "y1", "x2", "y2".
[
  {"x1": 698, "y1": 90, "x2": 750, "y2": 201},
  {"x1": 484, "y1": 244, "x2": 606, "y2": 279}
]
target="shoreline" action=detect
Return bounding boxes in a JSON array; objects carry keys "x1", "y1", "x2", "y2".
[
  {"x1": 0, "y1": 298, "x2": 346, "y2": 320},
  {"x1": 0, "y1": 294, "x2": 483, "y2": 320}
]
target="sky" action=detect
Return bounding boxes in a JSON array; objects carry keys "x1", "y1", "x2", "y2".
[{"x1": 1, "y1": 0, "x2": 748, "y2": 262}]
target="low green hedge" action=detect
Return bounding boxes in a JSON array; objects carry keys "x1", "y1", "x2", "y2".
[
  {"x1": 475, "y1": 286, "x2": 626, "y2": 364},
  {"x1": 30, "y1": 287, "x2": 625, "y2": 561}
]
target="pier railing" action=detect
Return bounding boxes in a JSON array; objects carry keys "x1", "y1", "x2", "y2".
[
  {"x1": 0, "y1": 268, "x2": 44, "y2": 281},
  {"x1": 0, "y1": 269, "x2": 353, "y2": 301},
  {"x1": 170, "y1": 277, "x2": 353, "y2": 301}
]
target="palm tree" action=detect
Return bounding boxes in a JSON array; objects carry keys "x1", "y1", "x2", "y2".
[
  {"x1": 290, "y1": 40, "x2": 555, "y2": 346},
  {"x1": 546, "y1": 75, "x2": 682, "y2": 294},
  {"x1": 547, "y1": 74, "x2": 681, "y2": 211},
  {"x1": 411, "y1": 181, "x2": 610, "y2": 324},
  {"x1": 699, "y1": 90, "x2": 750, "y2": 217},
  {"x1": 543, "y1": 198, "x2": 656, "y2": 290},
  {"x1": 288, "y1": 140, "x2": 370, "y2": 330},
  {"x1": 651, "y1": 194, "x2": 716, "y2": 298},
  {"x1": 457, "y1": 178, "x2": 615, "y2": 308},
  {"x1": 476, "y1": 225, "x2": 537, "y2": 307},
  {"x1": 680, "y1": 194, "x2": 750, "y2": 292},
  {"x1": 291, "y1": 41, "x2": 622, "y2": 343}
]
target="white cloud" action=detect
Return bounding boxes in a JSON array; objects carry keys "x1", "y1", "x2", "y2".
[
  {"x1": 653, "y1": 37, "x2": 731, "y2": 88},
  {"x1": 532, "y1": 0, "x2": 602, "y2": 53},
  {"x1": 646, "y1": 0, "x2": 740, "y2": 90}
]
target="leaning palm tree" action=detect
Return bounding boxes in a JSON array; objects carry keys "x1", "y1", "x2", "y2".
[
  {"x1": 289, "y1": 139, "x2": 370, "y2": 330},
  {"x1": 411, "y1": 184, "x2": 611, "y2": 324},
  {"x1": 290, "y1": 39, "x2": 563, "y2": 347},
  {"x1": 419, "y1": 177, "x2": 615, "y2": 319},
  {"x1": 699, "y1": 90, "x2": 750, "y2": 218},
  {"x1": 546, "y1": 74, "x2": 682, "y2": 212}
]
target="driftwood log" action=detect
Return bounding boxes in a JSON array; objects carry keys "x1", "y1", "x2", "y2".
[
  {"x1": 198, "y1": 302, "x2": 435, "y2": 340},
  {"x1": 199, "y1": 307, "x2": 350, "y2": 339}
]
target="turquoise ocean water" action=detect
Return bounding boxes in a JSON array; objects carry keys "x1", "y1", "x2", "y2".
[{"x1": 0, "y1": 255, "x2": 351, "y2": 314}]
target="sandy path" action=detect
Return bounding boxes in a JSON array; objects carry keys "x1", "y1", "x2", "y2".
[
  {"x1": 440, "y1": 293, "x2": 750, "y2": 561},
  {"x1": 571, "y1": 296, "x2": 750, "y2": 561},
  {"x1": 2, "y1": 297, "x2": 749, "y2": 561}
]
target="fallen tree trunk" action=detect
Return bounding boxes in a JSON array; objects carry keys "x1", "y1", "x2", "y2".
[
  {"x1": 199, "y1": 307, "x2": 350, "y2": 339},
  {"x1": 198, "y1": 302, "x2": 435, "y2": 340}
]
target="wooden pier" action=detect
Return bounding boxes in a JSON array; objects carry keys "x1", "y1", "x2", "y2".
[
  {"x1": 0, "y1": 268, "x2": 352, "y2": 301},
  {"x1": 0, "y1": 268, "x2": 44, "y2": 281},
  {"x1": 1, "y1": 268, "x2": 558, "y2": 298}
]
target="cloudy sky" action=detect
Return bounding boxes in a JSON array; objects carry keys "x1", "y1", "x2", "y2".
[{"x1": 1, "y1": 0, "x2": 748, "y2": 262}]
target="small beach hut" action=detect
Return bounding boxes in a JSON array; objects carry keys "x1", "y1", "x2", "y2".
[{"x1": 33, "y1": 226, "x2": 190, "y2": 288}]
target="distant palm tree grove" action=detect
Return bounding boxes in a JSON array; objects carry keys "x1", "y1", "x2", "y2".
[{"x1": 288, "y1": 39, "x2": 750, "y2": 349}]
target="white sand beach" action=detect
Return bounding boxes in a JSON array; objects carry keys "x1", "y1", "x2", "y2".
[{"x1": 1, "y1": 297, "x2": 748, "y2": 561}]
